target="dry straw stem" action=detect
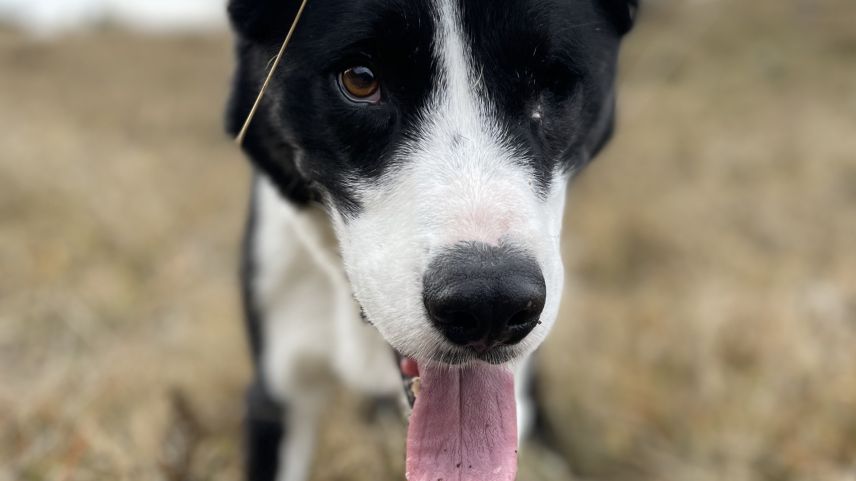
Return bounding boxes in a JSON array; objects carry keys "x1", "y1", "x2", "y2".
[{"x1": 235, "y1": 0, "x2": 310, "y2": 146}]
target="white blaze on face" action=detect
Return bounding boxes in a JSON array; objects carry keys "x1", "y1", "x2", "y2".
[{"x1": 333, "y1": 0, "x2": 569, "y2": 361}]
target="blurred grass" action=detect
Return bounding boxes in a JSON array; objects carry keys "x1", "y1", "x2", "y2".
[{"x1": 1, "y1": 0, "x2": 855, "y2": 480}]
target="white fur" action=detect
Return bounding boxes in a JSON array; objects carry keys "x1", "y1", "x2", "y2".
[
  {"x1": 514, "y1": 356, "x2": 537, "y2": 441},
  {"x1": 254, "y1": 176, "x2": 402, "y2": 398},
  {"x1": 276, "y1": 389, "x2": 325, "y2": 481},
  {"x1": 253, "y1": 176, "x2": 402, "y2": 481}
]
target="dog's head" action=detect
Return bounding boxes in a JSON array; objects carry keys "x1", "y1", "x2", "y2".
[{"x1": 227, "y1": 0, "x2": 634, "y2": 368}]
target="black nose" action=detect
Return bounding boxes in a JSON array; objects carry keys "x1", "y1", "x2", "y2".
[{"x1": 422, "y1": 242, "x2": 546, "y2": 350}]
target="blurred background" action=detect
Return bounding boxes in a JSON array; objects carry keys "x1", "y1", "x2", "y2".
[{"x1": 1, "y1": 0, "x2": 855, "y2": 480}]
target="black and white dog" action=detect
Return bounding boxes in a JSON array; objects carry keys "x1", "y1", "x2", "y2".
[{"x1": 226, "y1": 1, "x2": 636, "y2": 480}]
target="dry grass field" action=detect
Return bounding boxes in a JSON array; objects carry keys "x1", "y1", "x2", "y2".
[{"x1": 1, "y1": 1, "x2": 855, "y2": 480}]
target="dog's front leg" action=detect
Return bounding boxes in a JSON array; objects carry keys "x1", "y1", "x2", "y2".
[
  {"x1": 243, "y1": 373, "x2": 330, "y2": 481},
  {"x1": 242, "y1": 177, "x2": 338, "y2": 481},
  {"x1": 275, "y1": 385, "x2": 329, "y2": 481},
  {"x1": 243, "y1": 294, "x2": 334, "y2": 481}
]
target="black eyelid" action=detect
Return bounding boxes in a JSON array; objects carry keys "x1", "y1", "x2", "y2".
[{"x1": 325, "y1": 50, "x2": 378, "y2": 75}]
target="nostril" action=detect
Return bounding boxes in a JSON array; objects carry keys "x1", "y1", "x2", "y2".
[
  {"x1": 427, "y1": 306, "x2": 486, "y2": 345},
  {"x1": 507, "y1": 306, "x2": 537, "y2": 327},
  {"x1": 436, "y1": 310, "x2": 479, "y2": 330},
  {"x1": 501, "y1": 306, "x2": 541, "y2": 344},
  {"x1": 497, "y1": 283, "x2": 545, "y2": 339}
]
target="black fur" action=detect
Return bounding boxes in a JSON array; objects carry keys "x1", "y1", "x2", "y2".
[
  {"x1": 599, "y1": 0, "x2": 639, "y2": 35},
  {"x1": 457, "y1": 0, "x2": 629, "y2": 193},
  {"x1": 244, "y1": 380, "x2": 286, "y2": 481},
  {"x1": 240, "y1": 175, "x2": 263, "y2": 362},
  {"x1": 227, "y1": 0, "x2": 438, "y2": 215},
  {"x1": 226, "y1": 0, "x2": 635, "y2": 215},
  {"x1": 240, "y1": 181, "x2": 288, "y2": 481},
  {"x1": 227, "y1": 0, "x2": 302, "y2": 42}
]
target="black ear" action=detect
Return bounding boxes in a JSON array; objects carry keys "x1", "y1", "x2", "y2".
[
  {"x1": 600, "y1": 0, "x2": 639, "y2": 35},
  {"x1": 227, "y1": 0, "x2": 302, "y2": 41}
]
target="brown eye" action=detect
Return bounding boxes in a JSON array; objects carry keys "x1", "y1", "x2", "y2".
[{"x1": 339, "y1": 66, "x2": 380, "y2": 102}]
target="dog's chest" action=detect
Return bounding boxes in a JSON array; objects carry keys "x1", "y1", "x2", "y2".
[{"x1": 250, "y1": 175, "x2": 401, "y2": 400}]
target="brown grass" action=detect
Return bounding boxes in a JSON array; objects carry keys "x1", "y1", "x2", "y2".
[{"x1": 1, "y1": 0, "x2": 855, "y2": 480}]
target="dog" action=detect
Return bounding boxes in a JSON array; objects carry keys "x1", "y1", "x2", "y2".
[{"x1": 225, "y1": 1, "x2": 636, "y2": 480}]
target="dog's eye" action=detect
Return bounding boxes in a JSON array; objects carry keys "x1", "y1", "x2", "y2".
[{"x1": 339, "y1": 66, "x2": 381, "y2": 103}]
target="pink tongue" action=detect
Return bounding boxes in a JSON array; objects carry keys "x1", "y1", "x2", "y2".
[{"x1": 406, "y1": 363, "x2": 517, "y2": 481}]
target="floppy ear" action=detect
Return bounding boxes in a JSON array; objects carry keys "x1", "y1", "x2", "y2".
[
  {"x1": 227, "y1": 0, "x2": 301, "y2": 41},
  {"x1": 600, "y1": 0, "x2": 639, "y2": 35}
]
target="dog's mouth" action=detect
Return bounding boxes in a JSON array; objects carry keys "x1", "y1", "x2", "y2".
[{"x1": 396, "y1": 354, "x2": 518, "y2": 481}]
